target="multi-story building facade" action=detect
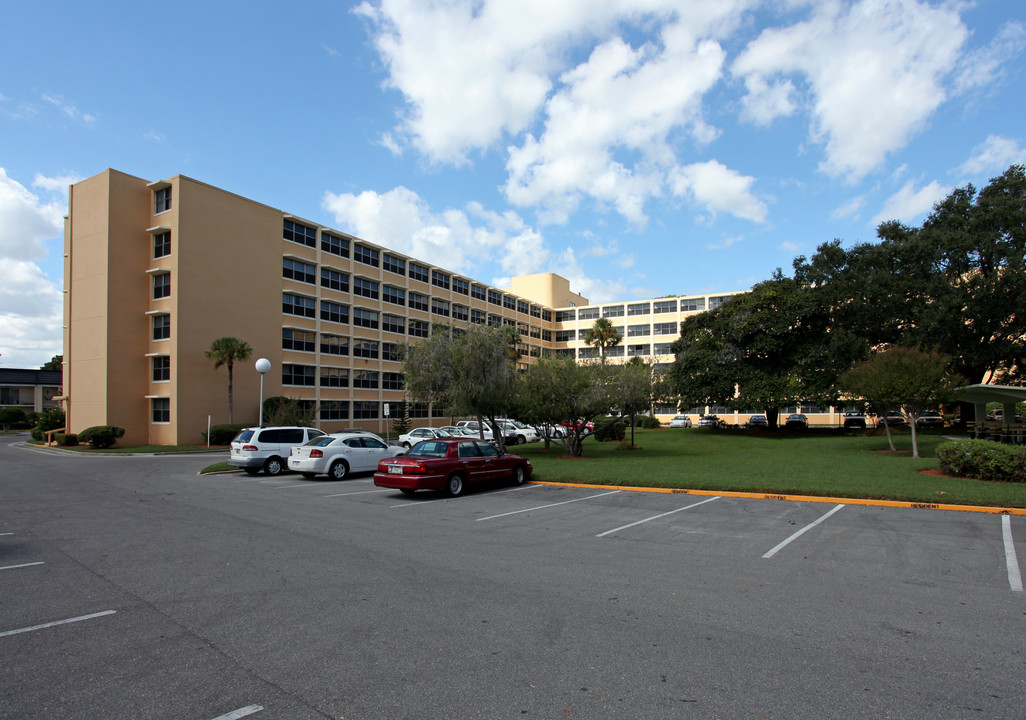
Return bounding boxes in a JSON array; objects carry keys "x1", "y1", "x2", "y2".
[{"x1": 62, "y1": 169, "x2": 753, "y2": 446}]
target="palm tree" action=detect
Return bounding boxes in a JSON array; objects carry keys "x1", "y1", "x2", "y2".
[
  {"x1": 205, "y1": 337, "x2": 253, "y2": 423},
  {"x1": 584, "y1": 317, "x2": 623, "y2": 364}
]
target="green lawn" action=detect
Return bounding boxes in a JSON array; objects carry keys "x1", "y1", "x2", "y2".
[{"x1": 517, "y1": 428, "x2": 1026, "y2": 509}]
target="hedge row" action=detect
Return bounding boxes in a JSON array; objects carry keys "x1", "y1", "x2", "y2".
[
  {"x1": 204, "y1": 423, "x2": 250, "y2": 446},
  {"x1": 936, "y1": 439, "x2": 1026, "y2": 483}
]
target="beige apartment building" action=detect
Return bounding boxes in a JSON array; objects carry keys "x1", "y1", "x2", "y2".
[{"x1": 63, "y1": 169, "x2": 747, "y2": 446}]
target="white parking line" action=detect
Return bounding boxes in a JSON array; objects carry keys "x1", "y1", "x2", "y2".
[
  {"x1": 762, "y1": 504, "x2": 845, "y2": 559},
  {"x1": 1002, "y1": 515, "x2": 1023, "y2": 592},
  {"x1": 0, "y1": 532, "x2": 13, "y2": 536},
  {"x1": 324, "y1": 489, "x2": 393, "y2": 498},
  {"x1": 0, "y1": 562, "x2": 45, "y2": 571},
  {"x1": 389, "y1": 483, "x2": 542, "y2": 508},
  {"x1": 210, "y1": 706, "x2": 263, "y2": 720},
  {"x1": 476, "y1": 490, "x2": 621, "y2": 521},
  {"x1": 596, "y1": 496, "x2": 721, "y2": 537},
  {"x1": 0, "y1": 610, "x2": 117, "y2": 638}
]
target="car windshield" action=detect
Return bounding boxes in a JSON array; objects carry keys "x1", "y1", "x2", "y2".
[
  {"x1": 410, "y1": 440, "x2": 450, "y2": 458},
  {"x1": 307, "y1": 436, "x2": 336, "y2": 447}
]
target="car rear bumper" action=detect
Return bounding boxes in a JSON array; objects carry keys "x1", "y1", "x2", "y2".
[
  {"x1": 228, "y1": 456, "x2": 265, "y2": 469},
  {"x1": 373, "y1": 471, "x2": 447, "y2": 491}
]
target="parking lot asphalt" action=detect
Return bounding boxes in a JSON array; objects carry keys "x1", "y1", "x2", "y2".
[{"x1": 2, "y1": 435, "x2": 1025, "y2": 719}]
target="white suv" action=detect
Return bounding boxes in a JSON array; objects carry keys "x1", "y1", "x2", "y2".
[{"x1": 229, "y1": 426, "x2": 326, "y2": 476}]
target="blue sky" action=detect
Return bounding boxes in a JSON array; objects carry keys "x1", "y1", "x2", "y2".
[{"x1": 2, "y1": 0, "x2": 1024, "y2": 368}]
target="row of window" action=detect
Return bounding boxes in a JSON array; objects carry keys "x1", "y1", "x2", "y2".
[
  {"x1": 283, "y1": 330, "x2": 403, "y2": 361},
  {"x1": 555, "y1": 297, "x2": 730, "y2": 322},
  {"x1": 282, "y1": 364, "x2": 405, "y2": 389}
]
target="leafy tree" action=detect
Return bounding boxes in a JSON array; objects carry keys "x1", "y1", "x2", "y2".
[
  {"x1": 0, "y1": 407, "x2": 27, "y2": 432},
  {"x1": 613, "y1": 357, "x2": 653, "y2": 447},
  {"x1": 40, "y1": 355, "x2": 62, "y2": 372},
  {"x1": 519, "y1": 357, "x2": 616, "y2": 457},
  {"x1": 838, "y1": 347, "x2": 966, "y2": 458},
  {"x1": 584, "y1": 317, "x2": 623, "y2": 364},
  {"x1": 205, "y1": 337, "x2": 253, "y2": 424},
  {"x1": 390, "y1": 399, "x2": 411, "y2": 436},
  {"x1": 262, "y1": 396, "x2": 317, "y2": 427},
  {"x1": 31, "y1": 407, "x2": 65, "y2": 442}
]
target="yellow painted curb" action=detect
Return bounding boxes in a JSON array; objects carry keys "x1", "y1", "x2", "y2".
[{"x1": 527, "y1": 481, "x2": 1026, "y2": 516}]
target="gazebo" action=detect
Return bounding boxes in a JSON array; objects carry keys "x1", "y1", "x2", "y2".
[{"x1": 953, "y1": 384, "x2": 1026, "y2": 443}]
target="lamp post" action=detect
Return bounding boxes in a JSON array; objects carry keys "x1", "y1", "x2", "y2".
[{"x1": 255, "y1": 358, "x2": 271, "y2": 426}]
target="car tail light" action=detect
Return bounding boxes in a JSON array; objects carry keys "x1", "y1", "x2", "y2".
[
  {"x1": 406, "y1": 462, "x2": 428, "y2": 475},
  {"x1": 310, "y1": 449, "x2": 323, "y2": 459},
  {"x1": 242, "y1": 445, "x2": 259, "y2": 452}
]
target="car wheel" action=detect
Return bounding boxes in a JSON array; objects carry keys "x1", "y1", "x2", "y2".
[
  {"x1": 442, "y1": 473, "x2": 465, "y2": 498},
  {"x1": 511, "y1": 464, "x2": 526, "y2": 486},
  {"x1": 301, "y1": 472, "x2": 317, "y2": 479},
  {"x1": 400, "y1": 488, "x2": 416, "y2": 496},
  {"x1": 329, "y1": 460, "x2": 350, "y2": 480},
  {"x1": 402, "y1": 441, "x2": 411, "y2": 450},
  {"x1": 264, "y1": 457, "x2": 285, "y2": 476},
  {"x1": 244, "y1": 467, "x2": 260, "y2": 476}
]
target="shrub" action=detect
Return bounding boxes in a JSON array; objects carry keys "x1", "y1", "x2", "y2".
[
  {"x1": 936, "y1": 439, "x2": 1026, "y2": 483},
  {"x1": 204, "y1": 423, "x2": 250, "y2": 445},
  {"x1": 55, "y1": 433, "x2": 78, "y2": 446},
  {"x1": 0, "y1": 407, "x2": 27, "y2": 432},
  {"x1": 31, "y1": 407, "x2": 65, "y2": 441},
  {"x1": 634, "y1": 415, "x2": 661, "y2": 429},
  {"x1": 77, "y1": 425, "x2": 126, "y2": 449},
  {"x1": 594, "y1": 418, "x2": 626, "y2": 442}
]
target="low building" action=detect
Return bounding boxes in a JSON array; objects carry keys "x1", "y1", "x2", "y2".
[{"x1": 0, "y1": 369, "x2": 63, "y2": 414}]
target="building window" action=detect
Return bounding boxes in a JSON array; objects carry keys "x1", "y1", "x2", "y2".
[
  {"x1": 320, "y1": 368, "x2": 349, "y2": 387},
  {"x1": 408, "y1": 320, "x2": 429, "y2": 338},
  {"x1": 383, "y1": 314, "x2": 405, "y2": 334},
  {"x1": 556, "y1": 348, "x2": 575, "y2": 358},
  {"x1": 487, "y1": 289, "x2": 502, "y2": 306},
  {"x1": 353, "y1": 277, "x2": 379, "y2": 299},
  {"x1": 578, "y1": 347, "x2": 599, "y2": 359},
  {"x1": 542, "y1": 329, "x2": 552, "y2": 341},
  {"x1": 578, "y1": 307, "x2": 599, "y2": 320},
  {"x1": 152, "y1": 356, "x2": 170, "y2": 382},
  {"x1": 653, "y1": 322, "x2": 677, "y2": 335},
  {"x1": 383, "y1": 253, "x2": 405, "y2": 275},
  {"x1": 516, "y1": 299, "x2": 529, "y2": 314},
  {"x1": 152, "y1": 397, "x2": 170, "y2": 423},
  {"x1": 321, "y1": 268, "x2": 349, "y2": 293},
  {"x1": 283, "y1": 364, "x2": 316, "y2": 386},
  {"x1": 382, "y1": 343, "x2": 401, "y2": 362},
  {"x1": 628, "y1": 324, "x2": 650, "y2": 337},
  {"x1": 353, "y1": 402, "x2": 378, "y2": 419},
  {"x1": 555, "y1": 309, "x2": 576, "y2": 322},
  {"x1": 283, "y1": 220, "x2": 316, "y2": 248},
  {"x1": 320, "y1": 334, "x2": 348, "y2": 356},
  {"x1": 353, "y1": 371, "x2": 379, "y2": 389},
  {"x1": 471, "y1": 285, "x2": 486, "y2": 301},
  {"x1": 153, "y1": 273, "x2": 171, "y2": 300},
  {"x1": 602, "y1": 305, "x2": 625, "y2": 318},
  {"x1": 283, "y1": 258, "x2": 316, "y2": 284},
  {"x1": 382, "y1": 372, "x2": 403, "y2": 390},
  {"x1": 683, "y1": 298, "x2": 708, "y2": 312},
  {"x1": 354, "y1": 244, "x2": 379, "y2": 267},
  {"x1": 605, "y1": 346, "x2": 624, "y2": 358},
  {"x1": 431, "y1": 270, "x2": 450, "y2": 289},
  {"x1": 320, "y1": 401, "x2": 349, "y2": 420},
  {"x1": 654, "y1": 300, "x2": 678, "y2": 314},
  {"x1": 352, "y1": 340, "x2": 379, "y2": 358},
  {"x1": 530, "y1": 305, "x2": 541, "y2": 319},
  {"x1": 283, "y1": 293, "x2": 315, "y2": 318},
  {"x1": 628, "y1": 302, "x2": 650, "y2": 316},
  {"x1": 555, "y1": 330, "x2": 573, "y2": 342},
  {"x1": 322, "y1": 232, "x2": 350, "y2": 258},
  {"x1": 409, "y1": 262, "x2": 429, "y2": 283},
  {"x1": 152, "y1": 314, "x2": 170, "y2": 340},
  {"x1": 321, "y1": 300, "x2": 349, "y2": 324},
  {"x1": 529, "y1": 326, "x2": 541, "y2": 339},
  {"x1": 487, "y1": 314, "x2": 501, "y2": 328},
  {"x1": 654, "y1": 342, "x2": 673, "y2": 355},
  {"x1": 408, "y1": 292, "x2": 428, "y2": 311},
  {"x1": 282, "y1": 328, "x2": 315, "y2": 352},
  {"x1": 431, "y1": 298, "x2": 450, "y2": 317},
  {"x1": 470, "y1": 309, "x2": 486, "y2": 325},
  {"x1": 453, "y1": 278, "x2": 469, "y2": 295},
  {"x1": 409, "y1": 402, "x2": 429, "y2": 419},
  {"x1": 353, "y1": 308, "x2": 379, "y2": 329},
  {"x1": 383, "y1": 285, "x2": 405, "y2": 306},
  {"x1": 153, "y1": 232, "x2": 171, "y2": 258},
  {"x1": 452, "y1": 304, "x2": 468, "y2": 321},
  {"x1": 503, "y1": 295, "x2": 516, "y2": 311},
  {"x1": 154, "y1": 187, "x2": 172, "y2": 213},
  {"x1": 628, "y1": 344, "x2": 651, "y2": 357}
]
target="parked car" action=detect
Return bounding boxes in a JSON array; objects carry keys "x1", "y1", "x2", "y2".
[
  {"x1": 746, "y1": 415, "x2": 769, "y2": 429},
  {"x1": 440, "y1": 425, "x2": 477, "y2": 437},
  {"x1": 842, "y1": 411, "x2": 866, "y2": 429},
  {"x1": 455, "y1": 419, "x2": 518, "y2": 446},
  {"x1": 877, "y1": 413, "x2": 908, "y2": 429},
  {"x1": 398, "y1": 427, "x2": 454, "y2": 449},
  {"x1": 288, "y1": 433, "x2": 405, "y2": 479},
  {"x1": 374, "y1": 438, "x2": 532, "y2": 497},
  {"x1": 229, "y1": 426, "x2": 326, "y2": 476},
  {"x1": 784, "y1": 414, "x2": 808, "y2": 430},
  {"x1": 668, "y1": 415, "x2": 692, "y2": 428},
  {"x1": 560, "y1": 420, "x2": 595, "y2": 435},
  {"x1": 915, "y1": 411, "x2": 945, "y2": 429},
  {"x1": 496, "y1": 419, "x2": 541, "y2": 444},
  {"x1": 698, "y1": 415, "x2": 725, "y2": 428}
]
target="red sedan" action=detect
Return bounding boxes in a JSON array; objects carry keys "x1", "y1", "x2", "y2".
[{"x1": 374, "y1": 438, "x2": 532, "y2": 497}]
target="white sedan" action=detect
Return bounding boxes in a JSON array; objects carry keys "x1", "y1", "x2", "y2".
[
  {"x1": 288, "y1": 434, "x2": 405, "y2": 480},
  {"x1": 398, "y1": 427, "x2": 454, "y2": 449}
]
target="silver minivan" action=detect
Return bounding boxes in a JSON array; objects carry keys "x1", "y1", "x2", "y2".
[{"x1": 229, "y1": 426, "x2": 325, "y2": 476}]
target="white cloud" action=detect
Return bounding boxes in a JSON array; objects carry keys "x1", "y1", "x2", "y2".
[
  {"x1": 959, "y1": 135, "x2": 1026, "y2": 176},
  {"x1": 706, "y1": 234, "x2": 743, "y2": 250},
  {"x1": 871, "y1": 179, "x2": 947, "y2": 225},
  {"x1": 669, "y1": 160, "x2": 768, "y2": 223},
  {"x1": 0, "y1": 169, "x2": 64, "y2": 261},
  {"x1": 954, "y1": 21, "x2": 1026, "y2": 93},
  {"x1": 41, "y1": 93, "x2": 97, "y2": 124},
  {"x1": 734, "y1": 0, "x2": 970, "y2": 181},
  {"x1": 831, "y1": 195, "x2": 865, "y2": 221}
]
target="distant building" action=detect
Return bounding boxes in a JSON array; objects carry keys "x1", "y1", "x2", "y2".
[
  {"x1": 0, "y1": 369, "x2": 63, "y2": 413},
  {"x1": 62, "y1": 169, "x2": 749, "y2": 445}
]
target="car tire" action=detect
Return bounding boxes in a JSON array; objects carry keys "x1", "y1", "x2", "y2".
[
  {"x1": 264, "y1": 457, "x2": 285, "y2": 476},
  {"x1": 329, "y1": 460, "x2": 349, "y2": 481},
  {"x1": 402, "y1": 441, "x2": 411, "y2": 450},
  {"x1": 244, "y1": 467, "x2": 260, "y2": 476},
  {"x1": 511, "y1": 464, "x2": 526, "y2": 486},
  {"x1": 442, "y1": 473, "x2": 465, "y2": 498}
]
